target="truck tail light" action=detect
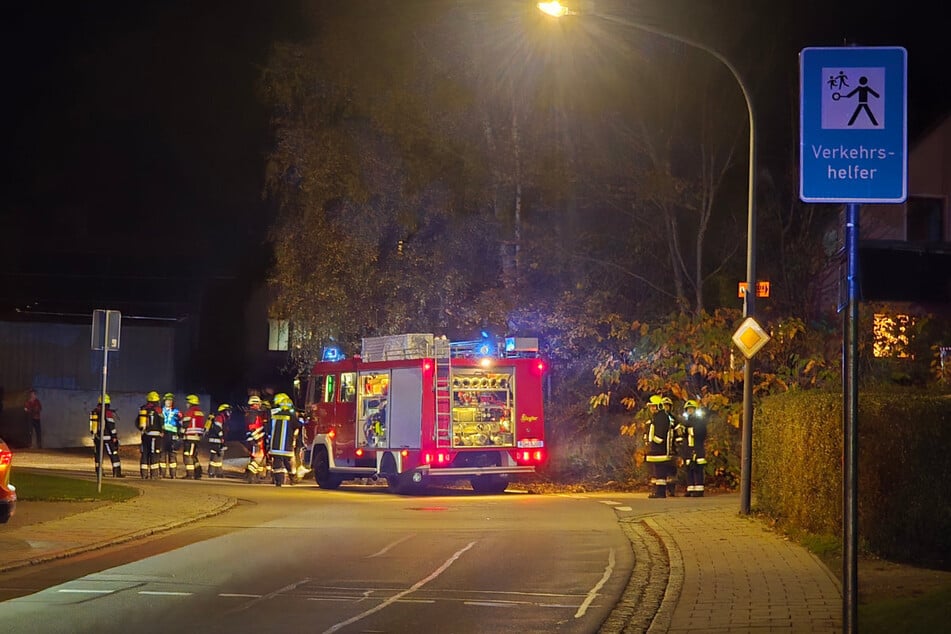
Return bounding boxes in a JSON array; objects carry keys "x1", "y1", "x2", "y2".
[
  {"x1": 355, "y1": 448, "x2": 364, "y2": 457},
  {"x1": 423, "y1": 452, "x2": 451, "y2": 465},
  {"x1": 516, "y1": 449, "x2": 545, "y2": 464},
  {"x1": 0, "y1": 450, "x2": 11, "y2": 467}
]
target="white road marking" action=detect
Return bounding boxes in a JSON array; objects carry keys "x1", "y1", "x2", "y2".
[
  {"x1": 322, "y1": 541, "x2": 477, "y2": 634},
  {"x1": 57, "y1": 589, "x2": 113, "y2": 594},
  {"x1": 599, "y1": 500, "x2": 621, "y2": 505},
  {"x1": 464, "y1": 601, "x2": 518, "y2": 608},
  {"x1": 229, "y1": 577, "x2": 312, "y2": 612},
  {"x1": 616, "y1": 506, "x2": 633, "y2": 512},
  {"x1": 138, "y1": 591, "x2": 193, "y2": 596},
  {"x1": 575, "y1": 547, "x2": 615, "y2": 619},
  {"x1": 366, "y1": 533, "x2": 416, "y2": 558},
  {"x1": 219, "y1": 593, "x2": 262, "y2": 598}
]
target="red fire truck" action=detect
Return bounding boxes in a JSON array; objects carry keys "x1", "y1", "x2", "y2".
[{"x1": 300, "y1": 333, "x2": 546, "y2": 494}]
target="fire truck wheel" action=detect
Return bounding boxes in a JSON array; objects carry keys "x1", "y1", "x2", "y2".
[
  {"x1": 312, "y1": 449, "x2": 342, "y2": 490},
  {"x1": 470, "y1": 475, "x2": 508, "y2": 494}
]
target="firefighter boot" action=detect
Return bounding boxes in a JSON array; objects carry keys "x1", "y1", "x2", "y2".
[
  {"x1": 140, "y1": 465, "x2": 149, "y2": 479},
  {"x1": 113, "y1": 466, "x2": 125, "y2": 478},
  {"x1": 274, "y1": 472, "x2": 285, "y2": 487},
  {"x1": 195, "y1": 463, "x2": 203, "y2": 480}
]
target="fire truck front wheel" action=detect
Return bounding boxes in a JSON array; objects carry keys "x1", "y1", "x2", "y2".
[{"x1": 312, "y1": 448, "x2": 342, "y2": 490}]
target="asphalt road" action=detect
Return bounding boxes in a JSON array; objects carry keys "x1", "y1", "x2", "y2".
[{"x1": 0, "y1": 480, "x2": 633, "y2": 633}]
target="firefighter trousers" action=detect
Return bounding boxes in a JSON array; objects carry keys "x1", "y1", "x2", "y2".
[
  {"x1": 182, "y1": 439, "x2": 202, "y2": 479},
  {"x1": 160, "y1": 432, "x2": 179, "y2": 478},
  {"x1": 94, "y1": 437, "x2": 122, "y2": 476},
  {"x1": 271, "y1": 455, "x2": 292, "y2": 486},
  {"x1": 140, "y1": 434, "x2": 162, "y2": 479},
  {"x1": 207, "y1": 443, "x2": 225, "y2": 477}
]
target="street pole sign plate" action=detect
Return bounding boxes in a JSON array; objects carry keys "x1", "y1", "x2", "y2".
[
  {"x1": 799, "y1": 46, "x2": 907, "y2": 203},
  {"x1": 732, "y1": 317, "x2": 770, "y2": 359}
]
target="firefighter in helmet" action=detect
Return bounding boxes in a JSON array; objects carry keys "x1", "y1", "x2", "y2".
[
  {"x1": 644, "y1": 395, "x2": 671, "y2": 498},
  {"x1": 205, "y1": 403, "x2": 231, "y2": 478},
  {"x1": 90, "y1": 394, "x2": 123, "y2": 477},
  {"x1": 268, "y1": 393, "x2": 301, "y2": 487},
  {"x1": 245, "y1": 395, "x2": 269, "y2": 483},
  {"x1": 136, "y1": 390, "x2": 165, "y2": 479},
  {"x1": 161, "y1": 392, "x2": 183, "y2": 478},
  {"x1": 682, "y1": 399, "x2": 708, "y2": 496},
  {"x1": 181, "y1": 394, "x2": 206, "y2": 479}
]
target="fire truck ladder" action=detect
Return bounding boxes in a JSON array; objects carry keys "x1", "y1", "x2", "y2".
[{"x1": 434, "y1": 352, "x2": 453, "y2": 448}]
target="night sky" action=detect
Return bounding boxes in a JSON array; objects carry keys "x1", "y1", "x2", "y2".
[{"x1": 1, "y1": 1, "x2": 947, "y2": 317}]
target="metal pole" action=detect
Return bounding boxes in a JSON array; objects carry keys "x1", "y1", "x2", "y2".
[
  {"x1": 541, "y1": 6, "x2": 757, "y2": 513},
  {"x1": 98, "y1": 344, "x2": 108, "y2": 494},
  {"x1": 583, "y1": 11, "x2": 758, "y2": 515},
  {"x1": 843, "y1": 203, "x2": 859, "y2": 632}
]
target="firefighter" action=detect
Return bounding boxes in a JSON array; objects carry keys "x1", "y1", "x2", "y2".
[
  {"x1": 682, "y1": 399, "x2": 708, "y2": 497},
  {"x1": 161, "y1": 392, "x2": 183, "y2": 478},
  {"x1": 268, "y1": 393, "x2": 301, "y2": 487},
  {"x1": 644, "y1": 395, "x2": 671, "y2": 498},
  {"x1": 662, "y1": 396, "x2": 681, "y2": 497},
  {"x1": 205, "y1": 403, "x2": 231, "y2": 478},
  {"x1": 90, "y1": 394, "x2": 123, "y2": 477},
  {"x1": 244, "y1": 395, "x2": 269, "y2": 483},
  {"x1": 136, "y1": 391, "x2": 165, "y2": 479},
  {"x1": 181, "y1": 394, "x2": 206, "y2": 479}
]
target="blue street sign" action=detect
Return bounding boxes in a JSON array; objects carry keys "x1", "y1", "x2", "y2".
[{"x1": 800, "y1": 47, "x2": 907, "y2": 203}]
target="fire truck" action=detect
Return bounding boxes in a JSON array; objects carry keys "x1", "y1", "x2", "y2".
[{"x1": 300, "y1": 333, "x2": 546, "y2": 494}]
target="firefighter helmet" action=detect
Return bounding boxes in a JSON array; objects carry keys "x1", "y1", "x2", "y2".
[
  {"x1": 186, "y1": 394, "x2": 200, "y2": 406},
  {"x1": 163, "y1": 392, "x2": 175, "y2": 401},
  {"x1": 98, "y1": 394, "x2": 111, "y2": 405},
  {"x1": 217, "y1": 403, "x2": 231, "y2": 412},
  {"x1": 648, "y1": 395, "x2": 664, "y2": 406},
  {"x1": 274, "y1": 393, "x2": 291, "y2": 407},
  {"x1": 684, "y1": 399, "x2": 699, "y2": 410},
  {"x1": 248, "y1": 395, "x2": 262, "y2": 406},
  {"x1": 146, "y1": 390, "x2": 160, "y2": 402}
]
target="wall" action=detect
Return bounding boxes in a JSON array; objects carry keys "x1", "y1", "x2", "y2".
[{"x1": 0, "y1": 388, "x2": 210, "y2": 449}]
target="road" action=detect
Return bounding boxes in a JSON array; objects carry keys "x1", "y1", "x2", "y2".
[{"x1": 0, "y1": 480, "x2": 635, "y2": 633}]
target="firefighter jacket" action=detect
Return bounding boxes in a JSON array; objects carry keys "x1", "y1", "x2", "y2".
[
  {"x1": 246, "y1": 408, "x2": 267, "y2": 445},
  {"x1": 137, "y1": 402, "x2": 165, "y2": 437},
  {"x1": 645, "y1": 409, "x2": 671, "y2": 463},
  {"x1": 163, "y1": 406, "x2": 183, "y2": 435},
  {"x1": 684, "y1": 412, "x2": 708, "y2": 463},
  {"x1": 182, "y1": 405, "x2": 206, "y2": 440},
  {"x1": 268, "y1": 406, "x2": 300, "y2": 457},
  {"x1": 205, "y1": 410, "x2": 229, "y2": 446},
  {"x1": 90, "y1": 405, "x2": 119, "y2": 440}
]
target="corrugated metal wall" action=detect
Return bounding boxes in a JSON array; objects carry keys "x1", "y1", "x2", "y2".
[
  {"x1": 0, "y1": 320, "x2": 191, "y2": 447},
  {"x1": 0, "y1": 320, "x2": 177, "y2": 392}
]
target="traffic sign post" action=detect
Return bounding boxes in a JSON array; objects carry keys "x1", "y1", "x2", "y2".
[
  {"x1": 800, "y1": 46, "x2": 907, "y2": 634},
  {"x1": 91, "y1": 310, "x2": 121, "y2": 492},
  {"x1": 800, "y1": 47, "x2": 907, "y2": 203}
]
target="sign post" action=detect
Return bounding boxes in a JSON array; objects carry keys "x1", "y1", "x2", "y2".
[
  {"x1": 800, "y1": 46, "x2": 907, "y2": 634},
  {"x1": 91, "y1": 310, "x2": 121, "y2": 492}
]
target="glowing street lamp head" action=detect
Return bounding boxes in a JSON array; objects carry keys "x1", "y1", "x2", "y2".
[{"x1": 537, "y1": 1, "x2": 574, "y2": 17}]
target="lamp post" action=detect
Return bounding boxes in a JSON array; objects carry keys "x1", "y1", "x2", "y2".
[{"x1": 538, "y1": 1, "x2": 757, "y2": 513}]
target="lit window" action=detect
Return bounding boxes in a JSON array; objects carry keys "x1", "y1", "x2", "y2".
[
  {"x1": 872, "y1": 313, "x2": 914, "y2": 358},
  {"x1": 268, "y1": 319, "x2": 289, "y2": 351}
]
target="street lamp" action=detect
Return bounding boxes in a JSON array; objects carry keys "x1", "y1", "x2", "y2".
[{"x1": 538, "y1": 1, "x2": 758, "y2": 514}]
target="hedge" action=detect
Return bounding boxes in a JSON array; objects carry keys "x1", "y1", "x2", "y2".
[{"x1": 754, "y1": 390, "x2": 951, "y2": 569}]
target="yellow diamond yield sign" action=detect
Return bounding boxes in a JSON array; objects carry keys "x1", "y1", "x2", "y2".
[{"x1": 732, "y1": 317, "x2": 770, "y2": 359}]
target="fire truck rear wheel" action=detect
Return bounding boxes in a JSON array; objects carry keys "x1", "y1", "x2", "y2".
[
  {"x1": 312, "y1": 449, "x2": 342, "y2": 490},
  {"x1": 470, "y1": 474, "x2": 508, "y2": 494}
]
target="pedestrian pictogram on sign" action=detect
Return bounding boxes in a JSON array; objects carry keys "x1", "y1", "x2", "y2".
[
  {"x1": 732, "y1": 317, "x2": 770, "y2": 359},
  {"x1": 824, "y1": 68, "x2": 883, "y2": 129}
]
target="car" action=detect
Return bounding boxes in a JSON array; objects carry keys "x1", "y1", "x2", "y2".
[{"x1": 0, "y1": 437, "x2": 16, "y2": 524}]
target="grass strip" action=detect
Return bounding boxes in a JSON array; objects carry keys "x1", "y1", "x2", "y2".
[{"x1": 12, "y1": 472, "x2": 138, "y2": 503}]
